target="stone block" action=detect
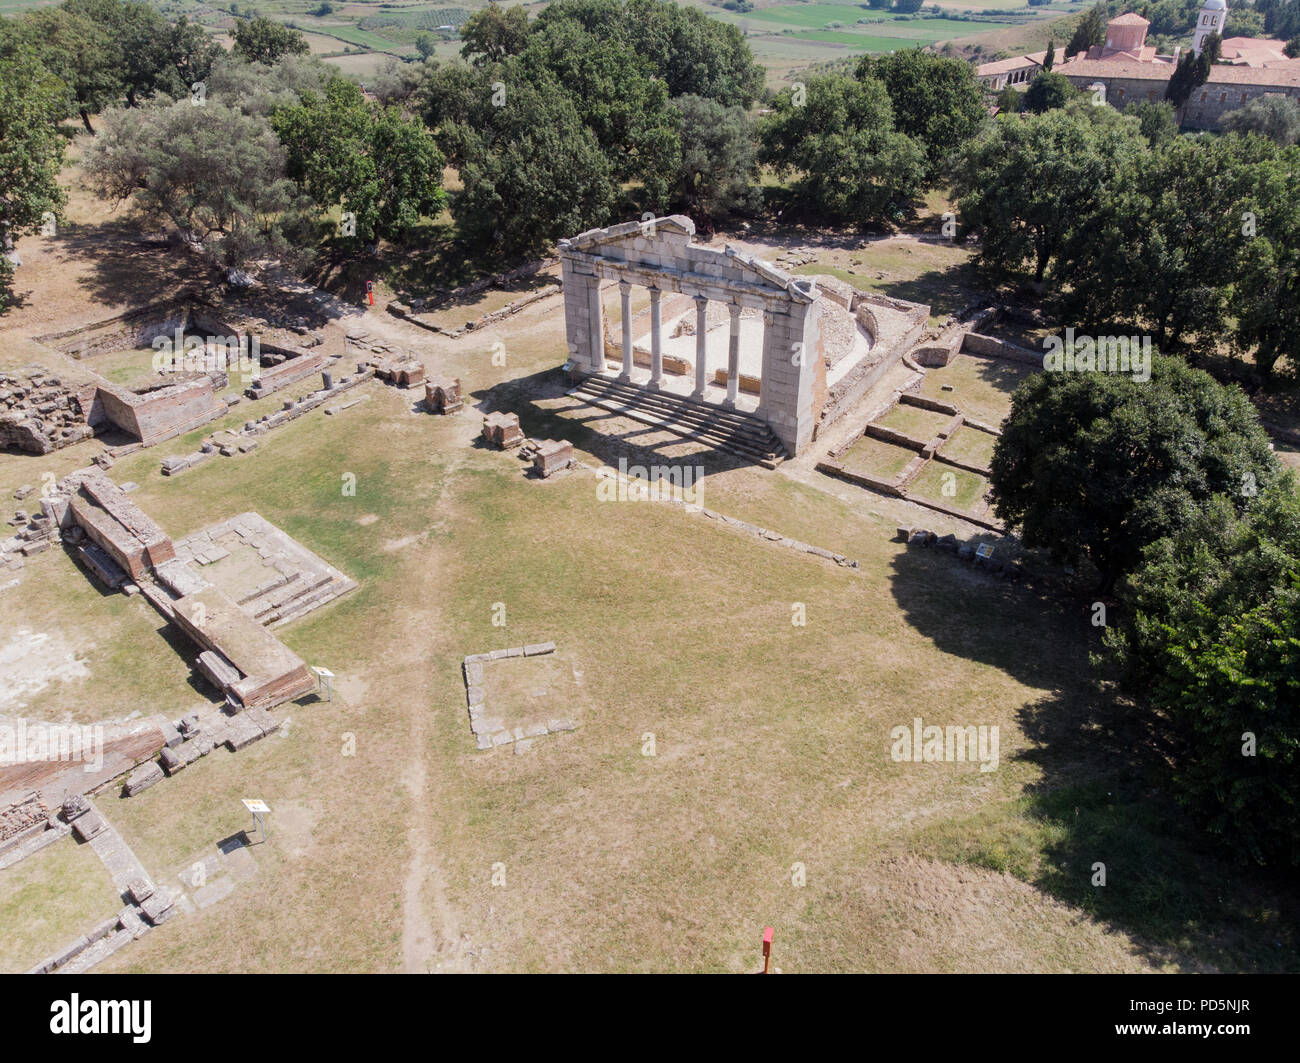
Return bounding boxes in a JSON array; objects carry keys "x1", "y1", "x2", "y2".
[
  {"x1": 139, "y1": 892, "x2": 175, "y2": 926},
  {"x1": 159, "y1": 745, "x2": 185, "y2": 775},
  {"x1": 62, "y1": 794, "x2": 89, "y2": 821},
  {"x1": 160, "y1": 720, "x2": 183, "y2": 749},
  {"x1": 225, "y1": 715, "x2": 263, "y2": 752},
  {"x1": 126, "y1": 878, "x2": 155, "y2": 905},
  {"x1": 491, "y1": 730, "x2": 515, "y2": 747},
  {"x1": 464, "y1": 661, "x2": 484, "y2": 685},
  {"x1": 524, "y1": 722, "x2": 548, "y2": 738},
  {"x1": 482, "y1": 411, "x2": 524, "y2": 450},
  {"x1": 475, "y1": 734, "x2": 493, "y2": 751},
  {"x1": 548, "y1": 718, "x2": 577, "y2": 733},
  {"x1": 72, "y1": 809, "x2": 107, "y2": 842},
  {"x1": 466, "y1": 685, "x2": 485, "y2": 708},
  {"x1": 532, "y1": 438, "x2": 574, "y2": 478},
  {"x1": 504, "y1": 646, "x2": 523, "y2": 658},
  {"x1": 524, "y1": 641, "x2": 556, "y2": 656},
  {"x1": 123, "y1": 761, "x2": 164, "y2": 796},
  {"x1": 181, "y1": 737, "x2": 213, "y2": 765},
  {"x1": 244, "y1": 706, "x2": 280, "y2": 737}
]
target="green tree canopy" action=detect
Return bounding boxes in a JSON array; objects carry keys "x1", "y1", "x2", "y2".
[
  {"x1": 854, "y1": 48, "x2": 986, "y2": 181},
  {"x1": 950, "y1": 102, "x2": 1146, "y2": 282},
  {"x1": 669, "y1": 94, "x2": 760, "y2": 221},
  {"x1": 990, "y1": 354, "x2": 1279, "y2": 592},
  {"x1": 439, "y1": 69, "x2": 617, "y2": 259},
  {"x1": 1220, "y1": 94, "x2": 1300, "y2": 145},
  {"x1": 0, "y1": 52, "x2": 69, "y2": 310},
  {"x1": 1125, "y1": 98, "x2": 1179, "y2": 147},
  {"x1": 459, "y1": 3, "x2": 531, "y2": 65},
  {"x1": 759, "y1": 74, "x2": 925, "y2": 227},
  {"x1": 232, "y1": 15, "x2": 310, "y2": 65},
  {"x1": 534, "y1": 0, "x2": 764, "y2": 106},
  {"x1": 83, "y1": 100, "x2": 299, "y2": 270},
  {"x1": 1232, "y1": 142, "x2": 1300, "y2": 379},
  {"x1": 1059, "y1": 132, "x2": 1271, "y2": 349},
  {"x1": 1023, "y1": 70, "x2": 1076, "y2": 113},
  {"x1": 1107, "y1": 481, "x2": 1300, "y2": 866},
  {"x1": 272, "y1": 77, "x2": 446, "y2": 247},
  {"x1": 518, "y1": 18, "x2": 681, "y2": 210},
  {"x1": 1066, "y1": 2, "x2": 1107, "y2": 57}
]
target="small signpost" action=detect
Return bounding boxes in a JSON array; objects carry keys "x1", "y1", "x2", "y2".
[
  {"x1": 365, "y1": 280, "x2": 374, "y2": 307},
  {"x1": 242, "y1": 798, "x2": 270, "y2": 842},
  {"x1": 975, "y1": 543, "x2": 995, "y2": 566},
  {"x1": 312, "y1": 665, "x2": 335, "y2": 702},
  {"x1": 761, "y1": 927, "x2": 774, "y2": 974}
]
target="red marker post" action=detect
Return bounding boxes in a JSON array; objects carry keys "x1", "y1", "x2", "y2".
[
  {"x1": 762, "y1": 926, "x2": 774, "y2": 974},
  {"x1": 366, "y1": 280, "x2": 374, "y2": 307}
]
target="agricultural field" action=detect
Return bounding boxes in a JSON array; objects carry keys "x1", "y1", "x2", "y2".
[
  {"x1": 0, "y1": 0, "x2": 1081, "y2": 79},
  {"x1": 705, "y1": 0, "x2": 1058, "y2": 69}
]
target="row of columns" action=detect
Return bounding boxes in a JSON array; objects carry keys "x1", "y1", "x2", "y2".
[{"x1": 615, "y1": 281, "x2": 744, "y2": 407}]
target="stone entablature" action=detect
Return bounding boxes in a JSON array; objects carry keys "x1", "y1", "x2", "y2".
[{"x1": 558, "y1": 216, "x2": 825, "y2": 456}]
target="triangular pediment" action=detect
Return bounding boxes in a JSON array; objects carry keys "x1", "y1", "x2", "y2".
[{"x1": 559, "y1": 216, "x2": 813, "y2": 302}]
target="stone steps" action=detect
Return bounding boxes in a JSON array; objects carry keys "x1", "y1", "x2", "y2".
[{"x1": 570, "y1": 376, "x2": 786, "y2": 466}]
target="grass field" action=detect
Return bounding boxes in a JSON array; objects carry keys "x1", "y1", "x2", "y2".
[
  {"x1": 877, "y1": 402, "x2": 954, "y2": 441},
  {"x1": 841, "y1": 434, "x2": 916, "y2": 479},
  {"x1": 0, "y1": 836, "x2": 121, "y2": 972},
  {"x1": 2, "y1": 150, "x2": 1298, "y2": 974},
  {"x1": 794, "y1": 239, "x2": 981, "y2": 327},
  {"x1": 918, "y1": 353, "x2": 1036, "y2": 426},
  {"x1": 909, "y1": 459, "x2": 988, "y2": 511},
  {"x1": 938, "y1": 424, "x2": 997, "y2": 469}
]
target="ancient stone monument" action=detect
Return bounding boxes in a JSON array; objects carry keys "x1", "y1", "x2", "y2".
[
  {"x1": 482, "y1": 411, "x2": 524, "y2": 450},
  {"x1": 532, "y1": 439, "x2": 574, "y2": 478},
  {"x1": 425, "y1": 376, "x2": 464, "y2": 414},
  {"x1": 559, "y1": 215, "x2": 827, "y2": 456}
]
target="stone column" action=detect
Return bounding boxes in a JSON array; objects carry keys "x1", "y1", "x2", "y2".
[
  {"x1": 648, "y1": 287, "x2": 663, "y2": 390},
  {"x1": 692, "y1": 296, "x2": 709, "y2": 399},
  {"x1": 725, "y1": 302, "x2": 742, "y2": 407},
  {"x1": 618, "y1": 281, "x2": 633, "y2": 382},
  {"x1": 754, "y1": 308, "x2": 774, "y2": 413},
  {"x1": 588, "y1": 279, "x2": 605, "y2": 372}
]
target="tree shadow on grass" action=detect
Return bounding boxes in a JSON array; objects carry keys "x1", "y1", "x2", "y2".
[
  {"x1": 872, "y1": 261, "x2": 985, "y2": 321},
  {"x1": 889, "y1": 545, "x2": 1300, "y2": 972},
  {"x1": 57, "y1": 219, "x2": 220, "y2": 311}
]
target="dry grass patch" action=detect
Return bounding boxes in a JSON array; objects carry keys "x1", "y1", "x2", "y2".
[
  {"x1": 877, "y1": 403, "x2": 951, "y2": 441},
  {"x1": 909, "y1": 462, "x2": 990, "y2": 514},
  {"x1": 0, "y1": 835, "x2": 121, "y2": 973},
  {"x1": 918, "y1": 353, "x2": 1034, "y2": 427},
  {"x1": 841, "y1": 435, "x2": 915, "y2": 480},
  {"x1": 939, "y1": 425, "x2": 997, "y2": 470}
]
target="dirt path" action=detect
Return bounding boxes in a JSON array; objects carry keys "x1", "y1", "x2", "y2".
[{"x1": 394, "y1": 452, "x2": 473, "y2": 974}]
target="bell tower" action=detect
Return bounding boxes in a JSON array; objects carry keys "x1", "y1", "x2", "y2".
[{"x1": 1193, "y1": 0, "x2": 1226, "y2": 56}]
